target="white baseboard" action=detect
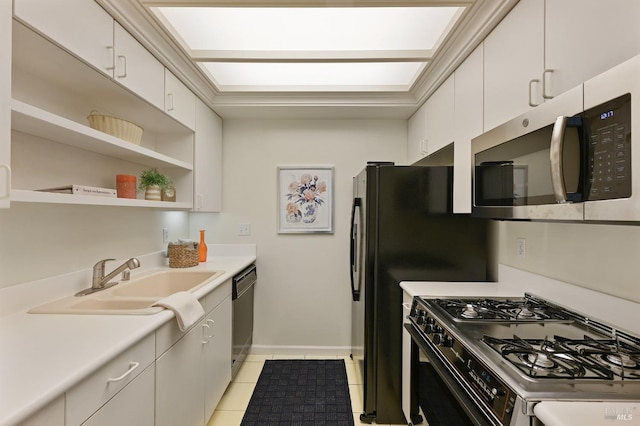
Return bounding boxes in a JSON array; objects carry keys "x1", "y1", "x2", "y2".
[{"x1": 250, "y1": 344, "x2": 352, "y2": 357}]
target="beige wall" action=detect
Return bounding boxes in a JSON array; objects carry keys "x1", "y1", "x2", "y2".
[
  {"x1": 499, "y1": 220, "x2": 640, "y2": 303},
  {"x1": 0, "y1": 203, "x2": 189, "y2": 288},
  {"x1": 191, "y1": 118, "x2": 407, "y2": 351}
]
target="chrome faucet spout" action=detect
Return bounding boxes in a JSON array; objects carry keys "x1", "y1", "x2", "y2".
[{"x1": 76, "y1": 257, "x2": 141, "y2": 296}]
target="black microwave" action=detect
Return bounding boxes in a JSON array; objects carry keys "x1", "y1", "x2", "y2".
[{"x1": 472, "y1": 72, "x2": 635, "y2": 222}]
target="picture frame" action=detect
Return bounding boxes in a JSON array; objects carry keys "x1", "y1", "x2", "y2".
[{"x1": 277, "y1": 165, "x2": 334, "y2": 234}]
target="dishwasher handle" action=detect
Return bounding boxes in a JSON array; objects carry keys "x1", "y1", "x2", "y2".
[{"x1": 233, "y1": 265, "x2": 257, "y2": 300}]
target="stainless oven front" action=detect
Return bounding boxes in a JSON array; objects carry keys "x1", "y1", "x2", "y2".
[{"x1": 405, "y1": 324, "x2": 531, "y2": 426}]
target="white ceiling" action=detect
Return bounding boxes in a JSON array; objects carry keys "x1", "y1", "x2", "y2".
[{"x1": 99, "y1": 0, "x2": 518, "y2": 119}]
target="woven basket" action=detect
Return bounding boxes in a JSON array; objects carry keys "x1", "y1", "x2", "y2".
[
  {"x1": 87, "y1": 111, "x2": 143, "y2": 145},
  {"x1": 168, "y1": 243, "x2": 199, "y2": 268}
]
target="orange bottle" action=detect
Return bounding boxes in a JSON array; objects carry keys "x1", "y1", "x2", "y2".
[{"x1": 199, "y1": 230, "x2": 208, "y2": 262}]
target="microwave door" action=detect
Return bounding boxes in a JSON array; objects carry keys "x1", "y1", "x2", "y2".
[{"x1": 472, "y1": 84, "x2": 584, "y2": 221}]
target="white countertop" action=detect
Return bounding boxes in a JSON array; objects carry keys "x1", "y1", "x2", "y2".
[
  {"x1": 401, "y1": 264, "x2": 640, "y2": 425},
  {"x1": 0, "y1": 247, "x2": 256, "y2": 426}
]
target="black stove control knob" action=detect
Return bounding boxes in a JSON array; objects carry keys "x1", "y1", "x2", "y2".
[
  {"x1": 433, "y1": 333, "x2": 452, "y2": 347},
  {"x1": 415, "y1": 311, "x2": 427, "y2": 325},
  {"x1": 432, "y1": 324, "x2": 443, "y2": 335}
]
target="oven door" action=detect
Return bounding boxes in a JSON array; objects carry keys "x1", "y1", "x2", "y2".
[{"x1": 405, "y1": 324, "x2": 498, "y2": 426}]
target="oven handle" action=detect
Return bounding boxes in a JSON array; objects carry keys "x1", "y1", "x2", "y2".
[{"x1": 404, "y1": 324, "x2": 499, "y2": 426}]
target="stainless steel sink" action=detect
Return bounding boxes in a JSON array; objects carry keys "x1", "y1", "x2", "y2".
[{"x1": 29, "y1": 269, "x2": 225, "y2": 315}]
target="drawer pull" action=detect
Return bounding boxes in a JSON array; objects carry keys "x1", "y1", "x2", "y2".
[{"x1": 107, "y1": 361, "x2": 139, "y2": 383}]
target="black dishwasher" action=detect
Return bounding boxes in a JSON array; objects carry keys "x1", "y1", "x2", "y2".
[{"x1": 231, "y1": 264, "x2": 257, "y2": 379}]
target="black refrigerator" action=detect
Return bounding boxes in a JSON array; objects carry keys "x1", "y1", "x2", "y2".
[{"x1": 350, "y1": 163, "x2": 496, "y2": 424}]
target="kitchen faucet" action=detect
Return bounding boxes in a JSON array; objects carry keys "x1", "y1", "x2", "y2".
[{"x1": 75, "y1": 258, "x2": 141, "y2": 296}]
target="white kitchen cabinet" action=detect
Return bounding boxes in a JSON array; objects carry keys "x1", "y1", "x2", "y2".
[
  {"x1": 156, "y1": 280, "x2": 232, "y2": 426},
  {"x1": 544, "y1": 0, "x2": 640, "y2": 98},
  {"x1": 453, "y1": 45, "x2": 484, "y2": 213},
  {"x1": 114, "y1": 23, "x2": 165, "y2": 111},
  {"x1": 0, "y1": 0, "x2": 10, "y2": 209},
  {"x1": 81, "y1": 365, "x2": 155, "y2": 426},
  {"x1": 66, "y1": 333, "x2": 155, "y2": 426},
  {"x1": 155, "y1": 317, "x2": 206, "y2": 426},
  {"x1": 10, "y1": 20, "x2": 195, "y2": 209},
  {"x1": 193, "y1": 98, "x2": 223, "y2": 212},
  {"x1": 407, "y1": 102, "x2": 427, "y2": 164},
  {"x1": 483, "y1": 0, "x2": 544, "y2": 131},
  {"x1": 165, "y1": 69, "x2": 196, "y2": 130},
  {"x1": 425, "y1": 75, "x2": 455, "y2": 155},
  {"x1": 204, "y1": 296, "x2": 232, "y2": 420},
  {"x1": 18, "y1": 396, "x2": 65, "y2": 426},
  {"x1": 13, "y1": 0, "x2": 114, "y2": 78}
]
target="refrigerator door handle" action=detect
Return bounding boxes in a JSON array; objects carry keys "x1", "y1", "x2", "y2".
[{"x1": 350, "y1": 197, "x2": 362, "y2": 301}]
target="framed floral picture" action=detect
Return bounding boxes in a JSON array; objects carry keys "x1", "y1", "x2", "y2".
[{"x1": 277, "y1": 165, "x2": 334, "y2": 234}]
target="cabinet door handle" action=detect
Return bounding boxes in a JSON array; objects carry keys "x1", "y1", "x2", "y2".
[
  {"x1": 117, "y1": 55, "x2": 127, "y2": 78},
  {"x1": 107, "y1": 361, "x2": 139, "y2": 383},
  {"x1": 0, "y1": 164, "x2": 11, "y2": 200},
  {"x1": 542, "y1": 69, "x2": 554, "y2": 99},
  {"x1": 528, "y1": 79, "x2": 540, "y2": 107},
  {"x1": 106, "y1": 46, "x2": 115, "y2": 71},
  {"x1": 402, "y1": 303, "x2": 412, "y2": 311},
  {"x1": 202, "y1": 323, "x2": 211, "y2": 344},
  {"x1": 167, "y1": 93, "x2": 174, "y2": 111},
  {"x1": 207, "y1": 319, "x2": 215, "y2": 339}
]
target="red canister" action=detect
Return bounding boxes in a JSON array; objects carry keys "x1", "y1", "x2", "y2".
[{"x1": 116, "y1": 174, "x2": 137, "y2": 199}]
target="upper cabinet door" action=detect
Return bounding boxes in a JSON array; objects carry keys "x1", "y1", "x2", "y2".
[
  {"x1": 165, "y1": 69, "x2": 196, "y2": 130},
  {"x1": 193, "y1": 98, "x2": 222, "y2": 212},
  {"x1": 407, "y1": 102, "x2": 427, "y2": 164},
  {"x1": 113, "y1": 23, "x2": 164, "y2": 110},
  {"x1": 545, "y1": 0, "x2": 640, "y2": 98},
  {"x1": 425, "y1": 75, "x2": 454, "y2": 155},
  {"x1": 13, "y1": 0, "x2": 114, "y2": 77},
  {"x1": 483, "y1": 0, "x2": 544, "y2": 131},
  {"x1": 453, "y1": 45, "x2": 484, "y2": 214}
]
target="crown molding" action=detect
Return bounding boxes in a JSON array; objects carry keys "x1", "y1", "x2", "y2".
[{"x1": 96, "y1": 0, "x2": 518, "y2": 119}]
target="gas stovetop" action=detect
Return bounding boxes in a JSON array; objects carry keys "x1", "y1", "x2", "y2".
[{"x1": 409, "y1": 294, "x2": 640, "y2": 400}]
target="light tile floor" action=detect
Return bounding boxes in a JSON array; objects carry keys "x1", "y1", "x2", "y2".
[{"x1": 207, "y1": 354, "x2": 401, "y2": 426}]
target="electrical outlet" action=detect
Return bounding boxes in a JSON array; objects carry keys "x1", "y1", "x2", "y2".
[
  {"x1": 238, "y1": 223, "x2": 251, "y2": 236},
  {"x1": 516, "y1": 238, "x2": 526, "y2": 258},
  {"x1": 162, "y1": 228, "x2": 169, "y2": 244}
]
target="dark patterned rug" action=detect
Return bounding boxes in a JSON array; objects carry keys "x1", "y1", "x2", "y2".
[{"x1": 240, "y1": 359, "x2": 354, "y2": 426}]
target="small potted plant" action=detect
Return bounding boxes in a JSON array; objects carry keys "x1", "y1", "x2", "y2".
[{"x1": 138, "y1": 168, "x2": 172, "y2": 201}]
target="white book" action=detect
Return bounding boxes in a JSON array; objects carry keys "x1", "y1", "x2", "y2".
[{"x1": 37, "y1": 184, "x2": 117, "y2": 198}]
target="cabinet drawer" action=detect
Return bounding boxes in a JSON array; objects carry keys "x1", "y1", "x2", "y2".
[
  {"x1": 81, "y1": 365, "x2": 155, "y2": 426},
  {"x1": 66, "y1": 333, "x2": 155, "y2": 426}
]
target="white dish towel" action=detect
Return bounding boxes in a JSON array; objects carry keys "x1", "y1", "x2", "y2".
[{"x1": 153, "y1": 291, "x2": 205, "y2": 331}]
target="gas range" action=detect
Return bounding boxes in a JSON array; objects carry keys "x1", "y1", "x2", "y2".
[{"x1": 407, "y1": 294, "x2": 640, "y2": 426}]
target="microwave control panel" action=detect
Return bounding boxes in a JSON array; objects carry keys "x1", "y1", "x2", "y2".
[{"x1": 585, "y1": 93, "x2": 632, "y2": 201}]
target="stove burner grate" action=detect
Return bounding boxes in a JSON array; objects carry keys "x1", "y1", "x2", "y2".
[
  {"x1": 435, "y1": 298, "x2": 571, "y2": 322},
  {"x1": 483, "y1": 334, "x2": 640, "y2": 380}
]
